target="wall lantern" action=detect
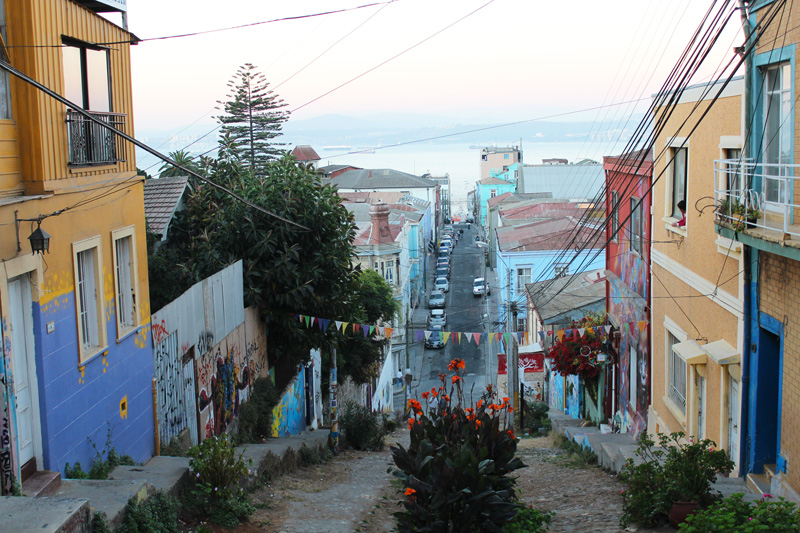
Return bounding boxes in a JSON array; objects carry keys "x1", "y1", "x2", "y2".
[{"x1": 15, "y1": 211, "x2": 51, "y2": 254}]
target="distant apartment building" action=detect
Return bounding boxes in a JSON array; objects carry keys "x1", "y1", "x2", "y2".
[
  {"x1": 480, "y1": 146, "x2": 522, "y2": 180},
  {"x1": 423, "y1": 172, "x2": 451, "y2": 222}
]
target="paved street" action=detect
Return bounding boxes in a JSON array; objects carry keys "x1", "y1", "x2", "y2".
[{"x1": 405, "y1": 224, "x2": 501, "y2": 406}]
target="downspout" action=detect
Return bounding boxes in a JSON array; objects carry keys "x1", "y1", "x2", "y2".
[{"x1": 738, "y1": 0, "x2": 753, "y2": 475}]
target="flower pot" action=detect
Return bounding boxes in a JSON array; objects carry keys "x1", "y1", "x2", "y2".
[{"x1": 668, "y1": 501, "x2": 699, "y2": 527}]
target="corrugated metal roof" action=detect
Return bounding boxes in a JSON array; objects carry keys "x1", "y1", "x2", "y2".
[
  {"x1": 496, "y1": 217, "x2": 605, "y2": 252},
  {"x1": 332, "y1": 168, "x2": 437, "y2": 189},
  {"x1": 526, "y1": 268, "x2": 606, "y2": 321},
  {"x1": 521, "y1": 163, "x2": 604, "y2": 199},
  {"x1": 143, "y1": 175, "x2": 189, "y2": 238}
]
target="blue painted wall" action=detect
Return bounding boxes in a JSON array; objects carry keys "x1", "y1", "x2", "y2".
[{"x1": 34, "y1": 294, "x2": 154, "y2": 473}]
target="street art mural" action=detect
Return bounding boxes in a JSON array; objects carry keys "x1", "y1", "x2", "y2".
[
  {"x1": 497, "y1": 351, "x2": 545, "y2": 402},
  {"x1": 197, "y1": 335, "x2": 251, "y2": 439},
  {"x1": 271, "y1": 366, "x2": 306, "y2": 437},
  {"x1": 154, "y1": 330, "x2": 187, "y2": 444},
  {"x1": 565, "y1": 375, "x2": 582, "y2": 419},
  {"x1": 547, "y1": 362, "x2": 565, "y2": 413},
  {"x1": 0, "y1": 314, "x2": 17, "y2": 495}
]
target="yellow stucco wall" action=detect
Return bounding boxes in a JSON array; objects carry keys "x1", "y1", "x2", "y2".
[{"x1": 649, "y1": 82, "x2": 745, "y2": 469}]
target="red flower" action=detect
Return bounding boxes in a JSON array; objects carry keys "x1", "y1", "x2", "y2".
[
  {"x1": 448, "y1": 358, "x2": 466, "y2": 371},
  {"x1": 404, "y1": 487, "x2": 417, "y2": 500},
  {"x1": 407, "y1": 399, "x2": 423, "y2": 415},
  {"x1": 452, "y1": 375, "x2": 461, "y2": 383},
  {"x1": 430, "y1": 388, "x2": 438, "y2": 398},
  {"x1": 421, "y1": 392, "x2": 429, "y2": 400},
  {"x1": 507, "y1": 430, "x2": 515, "y2": 440},
  {"x1": 476, "y1": 399, "x2": 483, "y2": 409}
]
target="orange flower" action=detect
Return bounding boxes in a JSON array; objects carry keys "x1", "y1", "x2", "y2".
[
  {"x1": 465, "y1": 407, "x2": 474, "y2": 415},
  {"x1": 486, "y1": 384, "x2": 493, "y2": 393},
  {"x1": 508, "y1": 406, "x2": 514, "y2": 413},
  {"x1": 502, "y1": 397, "x2": 510, "y2": 404},
  {"x1": 448, "y1": 358, "x2": 465, "y2": 371},
  {"x1": 451, "y1": 375, "x2": 461, "y2": 383},
  {"x1": 422, "y1": 392, "x2": 429, "y2": 400},
  {"x1": 404, "y1": 487, "x2": 417, "y2": 500},
  {"x1": 476, "y1": 400, "x2": 483, "y2": 409},
  {"x1": 443, "y1": 395, "x2": 450, "y2": 402},
  {"x1": 407, "y1": 399, "x2": 423, "y2": 415},
  {"x1": 467, "y1": 413, "x2": 477, "y2": 421},
  {"x1": 408, "y1": 418, "x2": 414, "y2": 429},
  {"x1": 439, "y1": 373, "x2": 447, "y2": 383},
  {"x1": 489, "y1": 403, "x2": 501, "y2": 411},
  {"x1": 475, "y1": 420, "x2": 482, "y2": 427},
  {"x1": 507, "y1": 430, "x2": 516, "y2": 440},
  {"x1": 430, "y1": 388, "x2": 438, "y2": 398}
]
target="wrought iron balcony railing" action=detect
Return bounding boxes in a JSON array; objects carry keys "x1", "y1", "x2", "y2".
[
  {"x1": 714, "y1": 158, "x2": 800, "y2": 239},
  {"x1": 66, "y1": 109, "x2": 126, "y2": 166}
]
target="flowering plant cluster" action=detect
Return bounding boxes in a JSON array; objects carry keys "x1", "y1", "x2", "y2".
[
  {"x1": 680, "y1": 493, "x2": 800, "y2": 532},
  {"x1": 391, "y1": 359, "x2": 525, "y2": 531},
  {"x1": 546, "y1": 325, "x2": 605, "y2": 380}
]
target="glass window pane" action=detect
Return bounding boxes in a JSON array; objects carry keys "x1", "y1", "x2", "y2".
[
  {"x1": 62, "y1": 46, "x2": 84, "y2": 108},
  {"x1": 86, "y1": 48, "x2": 110, "y2": 112},
  {"x1": 672, "y1": 149, "x2": 686, "y2": 218}
]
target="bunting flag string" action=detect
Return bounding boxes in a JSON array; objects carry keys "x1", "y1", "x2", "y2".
[{"x1": 291, "y1": 313, "x2": 614, "y2": 347}]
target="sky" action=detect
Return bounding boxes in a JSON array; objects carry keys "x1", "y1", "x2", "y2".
[{"x1": 118, "y1": 0, "x2": 744, "y2": 134}]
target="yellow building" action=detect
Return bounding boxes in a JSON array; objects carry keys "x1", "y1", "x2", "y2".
[
  {"x1": 649, "y1": 77, "x2": 746, "y2": 476},
  {"x1": 0, "y1": 0, "x2": 152, "y2": 494}
]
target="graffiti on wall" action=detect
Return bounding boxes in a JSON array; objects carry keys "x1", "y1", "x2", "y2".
[
  {"x1": 197, "y1": 338, "x2": 251, "y2": 439},
  {"x1": 565, "y1": 375, "x2": 582, "y2": 419},
  {"x1": 548, "y1": 364, "x2": 564, "y2": 413},
  {"x1": 271, "y1": 367, "x2": 306, "y2": 437},
  {"x1": 0, "y1": 314, "x2": 17, "y2": 495},
  {"x1": 154, "y1": 331, "x2": 188, "y2": 443}
]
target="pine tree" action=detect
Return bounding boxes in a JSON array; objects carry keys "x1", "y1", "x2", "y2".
[{"x1": 217, "y1": 63, "x2": 290, "y2": 176}]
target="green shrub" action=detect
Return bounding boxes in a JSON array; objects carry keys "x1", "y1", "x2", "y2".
[
  {"x1": 117, "y1": 491, "x2": 180, "y2": 532},
  {"x1": 64, "y1": 443, "x2": 136, "y2": 481},
  {"x1": 299, "y1": 443, "x2": 332, "y2": 466},
  {"x1": 161, "y1": 435, "x2": 189, "y2": 457},
  {"x1": 90, "y1": 512, "x2": 111, "y2": 533},
  {"x1": 391, "y1": 359, "x2": 526, "y2": 531},
  {"x1": 383, "y1": 412, "x2": 398, "y2": 433},
  {"x1": 522, "y1": 401, "x2": 550, "y2": 434},
  {"x1": 680, "y1": 493, "x2": 800, "y2": 532},
  {"x1": 340, "y1": 401, "x2": 384, "y2": 451},
  {"x1": 186, "y1": 433, "x2": 254, "y2": 528},
  {"x1": 503, "y1": 504, "x2": 554, "y2": 532},
  {"x1": 555, "y1": 435, "x2": 598, "y2": 467},
  {"x1": 238, "y1": 377, "x2": 280, "y2": 443}
]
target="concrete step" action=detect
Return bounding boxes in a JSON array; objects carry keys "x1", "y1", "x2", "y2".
[
  {"x1": 747, "y1": 473, "x2": 771, "y2": 496},
  {"x1": 764, "y1": 463, "x2": 778, "y2": 482},
  {"x1": 21, "y1": 470, "x2": 61, "y2": 497},
  {"x1": 108, "y1": 455, "x2": 190, "y2": 499},
  {"x1": 53, "y1": 478, "x2": 152, "y2": 529},
  {"x1": 0, "y1": 495, "x2": 90, "y2": 533}
]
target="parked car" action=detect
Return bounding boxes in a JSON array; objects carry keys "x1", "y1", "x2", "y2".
[
  {"x1": 434, "y1": 276, "x2": 449, "y2": 292},
  {"x1": 436, "y1": 266, "x2": 450, "y2": 280},
  {"x1": 436, "y1": 257, "x2": 450, "y2": 268},
  {"x1": 473, "y1": 277, "x2": 490, "y2": 296},
  {"x1": 466, "y1": 216, "x2": 475, "y2": 223},
  {"x1": 425, "y1": 325, "x2": 445, "y2": 349},
  {"x1": 439, "y1": 245, "x2": 451, "y2": 256},
  {"x1": 428, "y1": 309, "x2": 447, "y2": 328},
  {"x1": 428, "y1": 289, "x2": 446, "y2": 308}
]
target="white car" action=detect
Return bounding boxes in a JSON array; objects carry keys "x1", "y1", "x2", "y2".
[
  {"x1": 434, "y1": 276, "x2": 450, "y2": 292},
  {"x1": 428, "y1": 309, "x2": 447, "y2": 328},
  {"x1": 473, "y1": 277, "x2": 490, "y2": 296}
]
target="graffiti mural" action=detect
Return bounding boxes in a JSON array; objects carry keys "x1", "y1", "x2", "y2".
[
  {"x1": 197, "y1": 336, "x2": 250, "y2": 439},
  {"x1": 547, "y1": 362, "x2": 565, "y2": 413},
  {"x1": 0, "y1": 314, "x2": 17, "y2": 495},
  {"x1": 565, "y1": 375, "x2": 582, "y2": 419},
  {"x1": 154, "y1": 331, "x2": 187, "y2": 444},
  {"x1": 271, "y1": 367, "x2": 306, "y2": 437}
]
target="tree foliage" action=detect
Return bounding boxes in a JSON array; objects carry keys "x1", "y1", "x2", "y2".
[
  {"x1": 217, "y1": 63, "x2": 289, "y2": 176},
  {"x1": 158, "y1": 149, "x2": 198, "y2": 178}
]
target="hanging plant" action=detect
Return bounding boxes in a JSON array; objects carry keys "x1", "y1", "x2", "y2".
[{"x1": 545, "y1": 314, "x2": 607, "y2": 381}]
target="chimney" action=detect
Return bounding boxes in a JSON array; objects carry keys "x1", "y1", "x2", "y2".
[{"x1": 369, "y1": 202, "x2": 392, "y2": 245}]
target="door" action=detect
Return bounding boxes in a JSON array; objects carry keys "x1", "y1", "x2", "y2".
[
  {"x1": 728, "y1": 377, "x2": 740, "y2": 469},
  {"x1": 696, "y1": 373, "x2": 706, "y2": 439},
  {"x1": 8, "y1": 275, "x2": 41, "y2": 472}
]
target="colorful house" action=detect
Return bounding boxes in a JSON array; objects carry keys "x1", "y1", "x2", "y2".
[
  {"x1": 711, "y1": 1, "x2": 800, "y2": 498},
  {"x1": 650, "y1": 77, "x2": 746, "y2": 476},
  {"x1": 603, "y1": 148, "x2": 653, "y2": 436},
  {"x1": 0, "y1": 0, "x2": 153, "y2": 494}
]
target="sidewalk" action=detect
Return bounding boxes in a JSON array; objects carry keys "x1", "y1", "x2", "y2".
[{"x1": 0, "y1": 430, "x2": 330, "y2": 532}]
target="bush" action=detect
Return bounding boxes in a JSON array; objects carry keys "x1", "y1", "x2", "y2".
[
  {"x1": 299, "y1": 443, "x2": 332, "y2": 466},
  {"x1": 340, "y1": 401, "x2": 384, "y2": 451},
  {"x1": 186, "y1": 433, "x2": 254, "y2": 528},
  {"x1": 391, "y1": 359, "x2": 526, "y2": 531},
  {"x1": 503, "y1": 505, "x2": 554, "y2": 533},
  {"x1": 522, "y1": 401, "x2": 550, "y2": 434},
  {"x1": 238, "y1": 377, "x2": 280, "y2": 443},
  {"x1": 117, "y1": 491, "x2": 180, "y2": 532},
  {"x1": 680, "y1": 493, "x2": 800, "y2": 532},
  {"x1": 64, "y1": 430, "x2": 136, "y2": 481}
]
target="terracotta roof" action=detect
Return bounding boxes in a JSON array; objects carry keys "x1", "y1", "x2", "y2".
[
  {"x1": 486, "y1": 192, "x2": 514, "y2": 208},
  {"x1": 291, "y1": 145, "x2": 321, "y2": 161},
  {"x1": 143, "y1": 176, "x2": 189, "y2": 239},
  {"x1": 501, "y1": 202, "x2": 589, "y2": 220},
  {"x1": 603, "y1": 148, "x2": 653, "y2": 175},
  {"x1": 496, "y1": 217, "x2": 605, "y2": 252}
]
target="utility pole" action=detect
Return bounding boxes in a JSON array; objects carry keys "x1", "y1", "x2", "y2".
[
  {"x1": 511, "y1": 302, "x2": 520, "y2": 432},
  {"x1": 405, "y1": 305, "x2": 411, "y2": 410},
  {"x1": 506, "y1": 268, "x2": 515, "y2": 415},
  {"x1": 329, "y1": 343, "x2": 338, "y2": 451}
]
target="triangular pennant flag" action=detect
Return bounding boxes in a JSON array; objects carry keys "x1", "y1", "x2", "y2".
[
  {"x1": 454, "y1": 332, "x2": 461, "y2": 344},
  {"x1": 503, "y1": 332, "x2": 511, "y2": 345},
  {"x1": 538, "y1": 331, "x2": 545, "y2": 342},
  {"x1": 604, "y1": 325, "x2": 612, "y2": 334},
  {"x1": 342, "y1": 322, "x2": 349, "y2": 333},
  {"x1": 443, "y1": 332, "x2": 451, "y2": 344},
  {"x1": 623, "y1": 323, "x2": 630, "y2": 333},
  {"x1": 304, "y1": 316, "x2": 311, "y2": 328},
  {"x1": 424, "y1": 330, "x2": 433, "y2": 340},
  {"x1": 629, "y1": 322, "x2": 636, "y2": 333},
  {"x1": 489, "y1": 332, "x2": 496, "y2": 344},
  {"x1": 298, "y1": 314, "x2": 305, "y2": 323},
  {"x1": 565, "y1": 329, "x2": 572, "y2": 338},
  {"x1": 638, "y1": 321, "x2": 647, "y2": 333},
  {"x1": 473, "y1": 332, "x2": 482, "y2": 346},
  {"x1": 362, "y1": 325, "x2": 370, "y2": 337},
  {"x1": 352, "y1": 323, "x2": 359, "y2": 333},
  {"x1": 385, "y1": 327, "x2": 393, "y2": 339},
  {"x1": 318, "y1": 318, "x2": 330, "y2": 331},
  {"x1": 377, "y1": 326, "x2": 384, "y2": 336},
  {"x1": 573, "y1": 329, "x2": 580, "y2": 341},
  {"x1": 369, "y1": 325, "x2": 375, "y2": 336},
  {"x1": 416, "y1": 330, "x2": 424, "y2": 342},
  {"x1": 594, "y1": 326, "x2": 601, "y2": 336},
  {"x1": 517, "y1": 332, "x2": 523, "y2": 344},
  {"x1": 557, "y1": 330, "x2": 564, "y2": 341},
  {"x1": 578, "y1": 328, "x2": 585, "y2": 337},
  {"x1": 335, "y1": 320, "x2": 343, "y2": 332}
]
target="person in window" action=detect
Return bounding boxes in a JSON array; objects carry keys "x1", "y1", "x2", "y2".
[{"x1": 672, "y1": 200, "x2": 687, "y2": 228}]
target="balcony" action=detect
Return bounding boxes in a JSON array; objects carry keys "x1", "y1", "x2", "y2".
[
  {"x1": 714, "y1": 158, "x2": 800, "y2": 258},
  {"x1": 66, "y1": 109, "x2": 126, "y2": 166}
]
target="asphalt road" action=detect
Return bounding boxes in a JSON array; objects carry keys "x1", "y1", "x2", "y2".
[{"x1": 408, "y1": 224, "x2": 498, "y2": 405}]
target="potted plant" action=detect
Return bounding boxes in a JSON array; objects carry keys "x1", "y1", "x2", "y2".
[
  {"x1": 715, "y1": 197, "x2": 732, "y2": 221},
  {"x1": 746, "y1": 207, "x2": 761, "y2": 228}
]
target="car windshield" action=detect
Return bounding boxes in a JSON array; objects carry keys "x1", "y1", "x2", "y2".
[{"x1": 474, "y1": 279, "x2": 484, "y2": 286}]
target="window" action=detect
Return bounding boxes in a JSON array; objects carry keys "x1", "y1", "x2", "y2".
[
  {"x1": 554, "y1": 263, "x2": 569, "y2": 278},
  {"x1": 763, "y1": 63, "x2": 792, "y2": 204},
  {"x1": 384, "y1": 260, "x2": 394, "y2": 284},
  {"x1": 0, "y1": 0, "x2": 10, "y2": 120},
  {"x1": 630, "y1": 197, "x2": 643, "y2": 255},
  {"x1": 668, "y1": 331, "x2": 687, "y2": 414},
  {"x1": 112, "y1": 227, "x2": 139, "y2": 336},
  {"x1": 629, "y1": 345, "x2": 638, "y2": 409},
  {"x1": 73, "y1": 237, "x2": 106, "y2": 361},
  {"x1": 671, "y1": 148, "x2": 687, "y2": 219},
  {"x1": 611, "y1": 191, "x2": 619, "y2": 242},
  {"x1": 490, "y1": 189, "x2": 497, "y2": 198},
  {"x1": 62, "y1": 39, "x2": 111, "y2": 112},
  {"x1": 516, "y1": 268, "x2": 531, "y2": 292},
  {"x1": 504, "y1": 153, "x2": 510, "y2": 160},
  {"x1": 725, "y1": 148, "x2": 742, "y2": 196}
]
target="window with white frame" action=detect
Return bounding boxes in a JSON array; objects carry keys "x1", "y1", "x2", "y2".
[
  {"x1": 73, "y1": 237, "x2": 105, "y2": 361},
  {"x1": 668, "y1": 331, "x2": 687, "y2": 414},
  {"x1": 112, "y1": 227, "x2": 138, "y2": 336},
  {"x1": 490, "y1": 189, "x2": 497, "y2": 198},
  {"x1": 763, "y1": 62, "x2": 792, "y2": 204},
  {"x1": 611, "y1": 191, "x2": 619, "y2": 242},
  {"x1": 384, "y1": 260, "x2": 394, "y2": 284},
  {"x1": 671, "y1": 147, "x2": 687, "y2": 219},
  {"x1": 554, "y1": 263, "x2": 569, "y2": 278},
  {"x1": 725, "y1": 148, "x2": 742, "y2": 196},
  {"x1": 516, "y1": 267, "x2": 531, "y2": 292},
  {"x1": 630, "y1": 197, "x2": 643, "y2": 255}
]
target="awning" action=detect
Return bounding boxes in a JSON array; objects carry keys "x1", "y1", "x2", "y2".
[
  {"x1": 702, "y1": 339, "x2": 740, "y2": 365},
  {"x1": 673, "y1": 339, "x2": 707, "y2": 364}
]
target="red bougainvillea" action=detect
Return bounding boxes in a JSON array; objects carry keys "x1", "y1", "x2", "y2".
[{"x1": 546, "y1": 317, "x2": 607, "y2": 381}]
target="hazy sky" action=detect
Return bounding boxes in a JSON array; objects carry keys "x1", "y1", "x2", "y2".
[{"x1": 121, "y1": 0, "x2": 743, "y2": 133}]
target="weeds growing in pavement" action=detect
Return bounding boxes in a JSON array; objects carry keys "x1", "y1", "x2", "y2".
[{"x1": 63, "y1": 425, "x2": 136, "y2": 480}]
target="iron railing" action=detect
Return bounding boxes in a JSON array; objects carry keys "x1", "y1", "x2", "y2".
[
  {"x1": 714, "y1": 158, "x2": 800, "y2": 237},
  {"x1": 66, "y1": 109, "x2": 126, "y2": 166}
]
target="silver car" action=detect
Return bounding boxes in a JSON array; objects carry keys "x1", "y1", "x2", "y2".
[
  {"x1": 434, "y1": 276, "x2": 449, "y2": 292},
  {"x1": 428, "y1": 309, "x2": 447, "y2": 328},
  {"x1": 428, "y1": 290, "x2": 446, "y2": 308}
]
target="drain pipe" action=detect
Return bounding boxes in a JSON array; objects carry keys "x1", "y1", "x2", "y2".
[{"x1": 152, "y1": 378, "x2": 160, "y2": 456}]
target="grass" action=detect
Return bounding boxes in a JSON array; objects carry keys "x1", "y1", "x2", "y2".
[{"x1": 552, "y1": 433, "x2": 599, "y2": 468}]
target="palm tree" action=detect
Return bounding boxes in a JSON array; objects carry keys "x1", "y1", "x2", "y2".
[{"x1": 158, "y1": 149, "x2": 198, "y2": 178}]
